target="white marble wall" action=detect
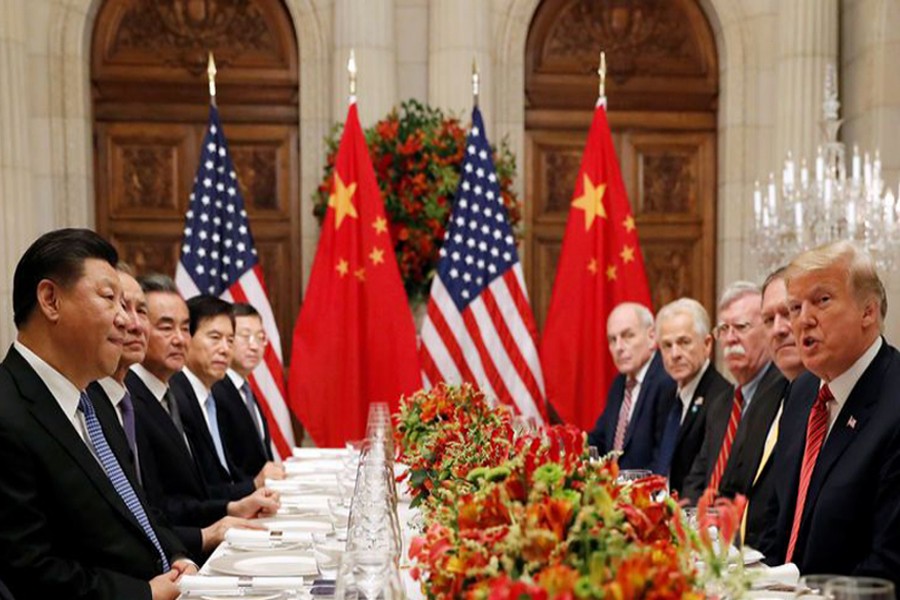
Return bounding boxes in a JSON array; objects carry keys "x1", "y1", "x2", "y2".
[{"x1": 3, "y1": 0, "x2": 900, "y2": 349}]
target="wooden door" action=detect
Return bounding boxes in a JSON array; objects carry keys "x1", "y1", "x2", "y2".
[
  {"x1": 91, "y1": 0, "x2": 301, "y2": 354},
  {"x1": 525, "y1": 0, "x2": 719, "y2": 326}
]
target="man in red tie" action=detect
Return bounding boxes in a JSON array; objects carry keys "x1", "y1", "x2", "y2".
[
  {"x1": 586, "y1": 302, "x2": 676, "y2": 471},
  {"x1": 682, "y1": 282, "x2": 787, "y2": 503},
  {"x1": 759, "y1": 242, "x2": 900, "y2": 582}
]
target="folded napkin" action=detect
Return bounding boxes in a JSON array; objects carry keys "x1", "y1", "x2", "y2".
[
  {"x1": 179, "y1": 575, "x2": 306, "y2": 592},
  {"x1": 751, "y1": 563, "x2": 800, "y2": 587},
  {"x1": 292, "y1": 448, "x2": 349, "y2": 459},
  {"x1": 225, "y1": 529, "x2": 313, "y2": 545},
  {"x1": 285, "y1": 460, "x2": 345, "y2": 475}
]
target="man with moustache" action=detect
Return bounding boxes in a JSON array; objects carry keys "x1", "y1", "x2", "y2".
[
  {"x1": 213, "y1": 303, "x2": 275, "y2": 481},
  {"x1": 587, "y1": 302, "x2": 676, "y2": 471},
  {"x1": 760, "y1": 242, "x2": 900, "y2": 581},
  {"x1": 652, "y1": 298, "x2": 732, "y2": 498},
  {"x1": 90, "y1": 269, "x2": 262, "y2": 560},
  {"x1": 0, "y1": 229, "x2": 192, "y2": 600},
  {"x1": 683, "y1": 282, "x2": 787, "y2": 503},
  {"x1": 170, "y1": 296, "x2": 284, "y2": 494},
  {"x1": 735, "y1": 267, "x2": 807, "y2": 548}
]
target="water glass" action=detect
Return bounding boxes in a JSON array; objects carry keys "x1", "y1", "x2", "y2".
[
  {"x1": 313, "y1": 532, "x2": 345, "y2": 579},
  {"x1": 334, "y1": 549, "x2": 405, "y2": 600},
  {"x1": 825, "y1": 577, "x2": 895, "y2": 600}
]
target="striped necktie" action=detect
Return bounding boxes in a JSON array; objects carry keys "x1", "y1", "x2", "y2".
[
  {"x1": 613, "y1": 377, "x2": 637, "y2": 452},
  {"x1": 786, "y1": 384, "x2": 834, "y2": 562},
  {"x1": 709, "y1": 386, "x2": 743, "y2": 491},
  {"x1": 78, "y1": 392, "x2": 169, "y2": 572}
]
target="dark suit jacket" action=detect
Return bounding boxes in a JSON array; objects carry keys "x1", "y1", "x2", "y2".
[
  {"x1": 125, "y1": 371, "x2": 231, "y2": 558},
  {"x1": 587, "y1": 352, "x2": 677, "y2": 471},
  {"x1": 169, "y1": 372, "x2": 255, "y2": 499},
  {"x1": 0, "y1": 347, "x2": 185, "y2": 600},
  {"x1": 212, "y1": 375, "x2": 273, "y2": 481},
  {"x1": 655, "y1": 364, "x2": 733, "y2": 498},
  {"x1": 759, "y1": 341, "x2": 900, "y2": 582},
  {"x1": 682, "y1": 363, "x2": 785, "y2": 504}
]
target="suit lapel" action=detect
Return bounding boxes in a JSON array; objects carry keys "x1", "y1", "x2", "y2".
[
  {"x1": 624, "y1": 354, "x2": 661, "y2": 449},
  {"x1": 4, "y1": 350, "x2": 149, "y2": 539},
  {"x1": 126, "y1": 372, "x2": 195, "y2": 465},
  {"x1": 801, "y1": 345, "x2": 888, "y2": 527},
  {"x1": 172, "y1": 373, "x2": 230, "y2": 480}
]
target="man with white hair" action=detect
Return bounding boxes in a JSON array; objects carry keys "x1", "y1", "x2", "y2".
[
  {"x1": 682, "y1": 282, "x2": 787, "y2": 503},
  {"x1": 587, "y1": 302, "x2": 676, "y2": 471},
  {"x1": 760, "y1": 242, "x2": 900, "y2": 581},
  {"x1": 652, "y1": 298, "x2": 733, "y2": 497}
]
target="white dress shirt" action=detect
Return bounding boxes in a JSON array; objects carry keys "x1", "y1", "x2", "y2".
[{"x1": 822, "y1": 336, "x2": 882, "y2": 437}]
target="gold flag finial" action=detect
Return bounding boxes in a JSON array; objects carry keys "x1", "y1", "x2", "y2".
[
  {"x1": 207, "y1": 52, "x2": 217, "y2": 103},
  {"x1": 348, "y1": 49, "x2": 357, "y2": 99},
  {"x1": 472, "y1": 57, "x2": 480, "y2": 107},
  {"x1": 598, "y1": 51, "x2": 607, "y2": 101}
]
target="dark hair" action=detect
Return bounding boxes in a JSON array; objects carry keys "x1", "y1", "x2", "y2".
[
  {"x1": 13, "y1": 228, "x2": 118, "y2": 327},
  {"x1": 186, "y1": 295, "x2": 234, "y2": 335},
  {"x1": 232, "y1": 303, "x2": 261, "y2": 319},
  {"x1": 138, "y1": 273, "x2": 180, "y2": 295},
  {"x1": 761, "y1": 265, "x2": 788, "y2": 296}
]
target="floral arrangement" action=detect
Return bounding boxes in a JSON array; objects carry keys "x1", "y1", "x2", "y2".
[
  {"x1": 314, "y1": 100, "x2": 522, "y2": 304},
  {"x1": 395, "y1": 383, "x2": 751, "y2": 599}
]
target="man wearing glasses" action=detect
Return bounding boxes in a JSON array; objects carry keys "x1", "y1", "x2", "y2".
[
  {"x1": 212, "y1": 303, "x2": 276, "y2": 481},
  {"x1": 682, "y1": 282, "x2": 787, "y2": 508}
]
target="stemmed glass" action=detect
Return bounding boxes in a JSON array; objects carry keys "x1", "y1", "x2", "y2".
[{"x1": 825, "y1": 577, "x2": 895, "y2": 600}]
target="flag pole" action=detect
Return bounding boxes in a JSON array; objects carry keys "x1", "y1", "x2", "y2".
[
  {"x1": 597, "y1": 50, "x2": 607, "y2": 108},
  {"x1": 472, "y1": 57, "x2": 480, "y2": 108},
  {"x1": 207, "y1": 51, "x2": 217, "y2": 107},
  {"x1": 348, "y1": 49, "x2": 357, "y2": 104}
]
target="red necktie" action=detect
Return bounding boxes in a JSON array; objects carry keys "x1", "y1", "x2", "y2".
[
  {"x1": 709, "y1": 386, "x2": 743, "y2": 491},
  {"x1": 613, "y1": 377, "x2": 637, "y2": 452},
  {"x1": 785, "y1": 384, "x2": 834, "y2": 562}
]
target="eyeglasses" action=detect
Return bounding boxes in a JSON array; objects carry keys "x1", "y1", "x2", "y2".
[
  {"x1": 713, "y1": 321, "x2": 754, "y2": 338},
  {"x1": 235, "y1": 332, "x2": 268, "y2": 345}
]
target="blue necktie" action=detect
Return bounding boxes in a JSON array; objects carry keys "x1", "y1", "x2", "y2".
[
  {"x1": 205, "y1": 393, "x2": 230, "y2": 473},
  {"x1": 241, "y1": 381, "x2": 265, "y2": 442},
  {"x1": 78, "y1": 392, "x2": 169, "y2": 572}
]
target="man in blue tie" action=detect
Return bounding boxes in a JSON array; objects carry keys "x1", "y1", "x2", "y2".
[{"x1": 0, "y1": 228, "x2": 194, "y2": 600}]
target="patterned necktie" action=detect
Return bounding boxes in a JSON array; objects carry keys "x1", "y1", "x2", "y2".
[
  {"x1": 613, "y1": 377, "x2": 637, "y2": 452},
  {"x1": 205, "y1": 393, "x2": 230, "y2": 473},
  {"x1": 241, "y1": 381, "x2": 265, "y2": 442},
  {"x1": 786, "y1": 384, "x2": 834, "y2": 562},
  {"x1": 78, "y1": 392, "x2": 169, "y2": 572},
  {"x1": 709, "y1": 386, "x2": 744, "y2": 491}
]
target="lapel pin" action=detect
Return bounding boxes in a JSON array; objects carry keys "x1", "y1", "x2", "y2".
[
  {"x1": 695, "y1": 396, "x2": 704, "y2": 407},
  {"x1": 847, "y1": 416, "x2": 857, "y2": 429}
]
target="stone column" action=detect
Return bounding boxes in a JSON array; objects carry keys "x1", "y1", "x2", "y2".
[
  {"x1": 333, "y1": 0, "x2": 398, "y2": 127},
  {"x1": 0, "y1": 0, "x2": 36, "y2": 349},
  {"x1": 773, "y1": 0, "x2": 839, "y2": 166},
  {"x1": 428, "y1": 0, "x2": 492, "y2": 130}
]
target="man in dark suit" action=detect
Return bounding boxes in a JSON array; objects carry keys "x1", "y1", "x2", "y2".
[
  {"x1": 587, "y1": 302, "x2": 676, "y2": 471},
  {"x1": 0, "y1": 228, "x2": 193, "y2": 600},
  {"x1": 170, "y1": 296, "x2": 283, "y2": 496},
  {"x1": 652, "y1": 298, "x2": 732, "y2": 497},
  {"x1": 128, "y1": 275, "x2": 277, "y2": 555},
  {"x1": 213, "y1": 303, "x2": 275, "y2": 481},
  {"x1": 683, "y1": 282, "x2": 787, "y2": 505},
  {"x1": 759, "y1": 242, "x2": 900, "y2": 581},
  {"x1": 732, "y1": 268, "x2": 806, "y2": 548}
]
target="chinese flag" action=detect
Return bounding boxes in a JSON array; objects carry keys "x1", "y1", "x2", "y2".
[
  {"x1": 289, "y1": 101, "x2": 422, "y2": 447},
  {"x1": 539, "y1": 102, "x2": 652, "y2": 431}
]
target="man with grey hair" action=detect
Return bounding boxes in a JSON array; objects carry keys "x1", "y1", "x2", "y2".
[
  {"x1": 759, "y1": 241, "x2": 900, "y2": 582},
  {"x1": 652, "y1": 298, "x2": 732, "y2": 497},
  {"x1": 587, "y1": 302, "x2": 676, "y2": 471},
  {"x1": 682, "y1": 281, "x2": 787, "y2": 504}
]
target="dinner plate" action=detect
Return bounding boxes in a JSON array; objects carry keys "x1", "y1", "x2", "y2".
[
  {"x1": 259, "y1": 518, "x2": 334, "y2": 533},
  {"x1": 193, "y1": 593, "x2": 285, "y2": 600},
  {"x1": 208, "y1": 551, "x2": 318, "y2": 577},
  {"x1": 228, "y1": 541, "x2": 309, "y2": 553}
]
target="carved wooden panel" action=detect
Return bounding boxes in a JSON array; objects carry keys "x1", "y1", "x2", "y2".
[
  {"x1": 221, "y1": 124, "x2": 296, "y2": 217},
  {"x1": 526, "y1": 0, "x2": 718, "y2": 111},
  {"x1": 524, "y1": 0, "x2": 718, "y2": 327},
  {"x1": 110, "y1": 231, "x2": 181, "y2": 277}
]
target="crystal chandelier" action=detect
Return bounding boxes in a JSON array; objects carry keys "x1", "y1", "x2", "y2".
[{"x1": 751, "y1": 64, "x2": 900, "y2": 274}]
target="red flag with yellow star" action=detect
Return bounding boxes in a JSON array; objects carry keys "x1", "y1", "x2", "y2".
[
  {"x1": 288, "y1": 101, "x2": 422, "y2": 447},
  {"x1": 539, "y1": 102, "x2": 652, "y2": 431}
]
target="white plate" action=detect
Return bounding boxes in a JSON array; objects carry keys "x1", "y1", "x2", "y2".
[
  {"x1": 259, "y1": 518, "x2": 334, "y2": 533},
  {"x1": 195, "y1": 594, "x2": 285, "y2": 600},
  {"x1": 208, "y1": 551, "x2": 318, "y2": 577},
  {"x1": 228, "y1": 541, "x2": 309, "y2": 553}
]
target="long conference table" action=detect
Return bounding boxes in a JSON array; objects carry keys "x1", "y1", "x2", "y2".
[{"x1": 178, "y1": 449, "x2": 799, "y2": 599}]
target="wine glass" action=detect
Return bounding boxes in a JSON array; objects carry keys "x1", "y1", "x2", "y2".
[
  {"x1": 617, "y1": 469, "x2": 652, "y2": 484},
  {"x1": 825, "y1": 577, "x2": 895, "y2": 600},
  {"x1": 797, "y1": 575, "x2": 842, "y2": 599},
  {"x1": 334, "y1": 550, "x2": 404, "y2": 600}
]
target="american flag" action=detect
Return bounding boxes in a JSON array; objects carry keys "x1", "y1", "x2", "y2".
[
  {"x1": 419, "y1": 107, "x2": 546, "y2": 422},
  {"x1": 175, "y1": 104, "x2": 296, "y2": 457}
]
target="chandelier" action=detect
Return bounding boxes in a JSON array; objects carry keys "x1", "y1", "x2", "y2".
[{"x1": 751, "y1": 64, "x2": 900, "y2": 274}]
